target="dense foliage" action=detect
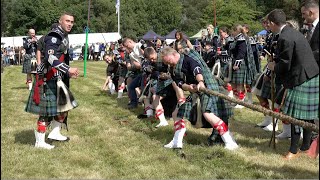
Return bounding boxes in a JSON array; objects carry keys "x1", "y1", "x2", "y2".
[{"x1": 1, "y1": 0, "x2": 304, "y2": 38}]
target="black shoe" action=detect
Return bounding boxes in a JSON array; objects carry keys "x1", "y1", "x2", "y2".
[
  {"x1": 137, "y1": 114, "x2": 148, "y2": 119},
  {"x1": 207, "y1": 134, "x2": 224, "y2": 146},
  {"x1": 127, "y1": 103, "x2": 138, "y2": 109}
]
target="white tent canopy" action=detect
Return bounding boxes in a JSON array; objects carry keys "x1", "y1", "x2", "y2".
[
  {"x1": 189, "y1": 29, "x2": 207, "y2": 40},
  {"x1": 1, "y1": 32, "x2": 121, "y2": 47}
]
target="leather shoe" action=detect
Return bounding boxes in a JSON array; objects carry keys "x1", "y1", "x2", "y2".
[{"x1": 283, "y1": 152, "x2": 299, "y2": 160}]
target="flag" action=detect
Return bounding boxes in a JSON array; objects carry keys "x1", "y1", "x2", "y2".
[{"x1": 115, "y1": 0, "x2": 120, "y2": 14}]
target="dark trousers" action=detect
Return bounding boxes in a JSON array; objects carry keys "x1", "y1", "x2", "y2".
[
  {"x1": 289, "y1": 120, "x2": 314, "y2": 154},
  {"x1": 128, "y1": 74, "x2": 142, "y2": 106}
]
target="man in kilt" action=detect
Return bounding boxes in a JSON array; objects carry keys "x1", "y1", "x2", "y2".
[
  {"x1": 142, "y1": 47, "x2": 180, "y2": 127},
  {"x1": 267, "y1": 9, "x2": 319, "y2": 160},
  {"x1": 160, "y1": 47, "x2": 238, "y2": 150},
  {"x1": 25, "y1": 12, "x2": 79, "y2": 149},
  {"x1": 22, "y1": 29, "x2": 38, "y2": 90},
  {"x1": 252, "y1": 16, "x2": 283, "y2": 132}
]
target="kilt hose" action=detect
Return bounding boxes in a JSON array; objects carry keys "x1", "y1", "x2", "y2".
[
  {"x1": 25, "y1": 79, "x2": 59, "y2": 117},
  {"x1": 22, "y1": 54, "x2": 32, "y2": 74},
  {"x1": 282, "y1": 75, "x2": 319, "y2": 120}
]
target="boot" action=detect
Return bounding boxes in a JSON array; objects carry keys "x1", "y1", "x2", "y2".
[
  {"x1": 263, "y1": 119, "x2": 278, "y2": 131},
  {"x1": 34, "y1": 130, "x2": 55, "y2": 149},
  {"x1": 221, "y1": 131, "x2": 239, "y2": 150},
  {"x1": 207, "y1": 129, "x2": 224, "y2": 146},
  {"x1": 276, "y1": 123, "x2": 291, "y2": 139},
  {"x1": 256, "y1": 116, "x2": 272, "y2": 127},
  {"x1": 164, "y1": 120, "x2": 186, "y2": 148},
  {"x1": 47, "y1": 120, "x2": 69, "y2": 141}
]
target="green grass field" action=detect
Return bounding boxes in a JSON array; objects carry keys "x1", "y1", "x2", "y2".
[{"x1": 1, "y1": 61, "x2": 319, "y2": 179}]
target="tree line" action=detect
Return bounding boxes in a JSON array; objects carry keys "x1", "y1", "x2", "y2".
[{"x1": 1, "y1": 0, "x2": 304, "y2": 39}]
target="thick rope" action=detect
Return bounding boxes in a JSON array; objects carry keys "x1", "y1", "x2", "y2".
[{"x1": 199, "y1": 87, "x2": 319, "y2": 132}]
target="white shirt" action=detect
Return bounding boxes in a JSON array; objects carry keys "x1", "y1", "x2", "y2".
[
  {"x1": 311, "y1": 18, "x2": 319, "y2": 35},
  {"x1": 129, "y1": 42, "x2": 143, "y2": 63}
]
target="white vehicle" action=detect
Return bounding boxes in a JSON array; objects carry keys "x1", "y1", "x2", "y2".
[{"x1": 72, "y1": 45, "x2": 82, "y2": 60}]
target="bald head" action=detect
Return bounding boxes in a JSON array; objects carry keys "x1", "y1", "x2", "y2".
[{"x1": 28, "y1": 29, "x2": 36, "y2": 38}]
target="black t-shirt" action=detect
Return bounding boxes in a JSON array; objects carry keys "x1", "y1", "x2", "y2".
[{"x1": 106, "y1": 61, "x2": 119, "y2": 76}]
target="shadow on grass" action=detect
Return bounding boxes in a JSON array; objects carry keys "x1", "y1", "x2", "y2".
[
  {"x1": 14, "y1": 129, "x2": 35, "y2": 145},
  {"x1": 11, "y1": 86, "x2": 27, "y2": 90}
]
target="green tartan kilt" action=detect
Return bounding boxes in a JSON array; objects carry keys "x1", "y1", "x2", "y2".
[
  {"x1": 156, "y1": 79, "x2": 173, "y2": 95},
  {"x1": 177, "y1": 93, "x2": 233, "y2": 122},
  {"x1": 231, "y1": 65, "x2": 247, "y2": 84},
  {"x1": 220, "y1": 62, "x2": 230, "y2": 79},
  {"x1": 245, "y1": 68, "x2": 254, "y2": 86},
  {"x1": 177, "y1": 96, "x2": 192, "y2": 120},
  {"x1": 282, "y1": 75, "x2": 319, "y2": 120},
  {"x1": 22, "y1": 55, "x2": 32, "y2": 74},
  {"x1": 25, "y1": 79, "x2": 59, "y2": 117}
]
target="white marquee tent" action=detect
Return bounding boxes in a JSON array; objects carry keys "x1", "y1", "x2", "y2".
[{"x1": 1, "y1": 32, "x2": 121, "y2": 47}]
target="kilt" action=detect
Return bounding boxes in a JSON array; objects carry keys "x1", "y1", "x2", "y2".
[
  {"x1": 177, "y1": 95, "x2": 192, "y2": 120},
  {"x1": 22, "y1": 54, "x2": 32, "y2": 74},
  {"x1": 25, "y1": 79, "x2": 59, "y2": 117},
  {"x1": 220, "y1": 61, "x2": 231, "y2": 80},
  {"x1": 231, "y1": 65, "x2": 247, "y2": 84},
  {"x1": 156, "y1": 79, "x2": 173, "y2": 95},
  {"x1": 177, "y1": 93, "x2": 233, "y2": 123},
  {"x1": 282, "y1": 75, "x2": 319, "y2": 120}
]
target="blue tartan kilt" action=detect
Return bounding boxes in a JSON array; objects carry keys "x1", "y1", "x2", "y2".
[
  {"x1": 282, "y1": 75, "x2": 319, "y2": 120},
  {"x1": 231, "y1": 65, "x2": 247, "y2": 84},
  {"x1": 25, "y1": 79, "x2": 59, "y2": 117},
  {"x1": 22, "y1": 55, "x2": 32, "y2": 74}
]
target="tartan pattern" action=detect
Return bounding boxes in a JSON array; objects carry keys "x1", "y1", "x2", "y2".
[
  {"x1": 231, "y1": 64, "x2": 247, "y2": 84},
  {"x1": 156, "y1": 79, "x2": 173, "y2": 95},
  {"x1": 22, "y1": 54, "x2": 32, "y2": 74},
  {"x1": 25, "y1": 79, "x2": 59, "y2": 116},
  {"x1": 175, "y1": 50, "x2": 233, "y2": 121},
  {"x1": 282, "y1": 75, "x2": 319, "y2": 120},
  {"x1": 245, "y1": 37, "x2": 258, "y2": 86}
]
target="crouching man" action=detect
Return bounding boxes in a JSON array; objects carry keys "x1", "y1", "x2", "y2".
[{"x1": 160, "y1": 47, "x2": 239, "y2": 150}]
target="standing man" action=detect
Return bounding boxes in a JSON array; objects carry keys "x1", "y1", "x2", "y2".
[
  {"x1": 25, "y1": 12, "x2": 79, "y2": 149},
  {"x1": 266, "y1": 9, "x2": 319, "y2": 160},
  {"x1": 301, "y1": 0, "x2": 319, "y2": 66},
  {"x1": 22, "y1": 29, "x2": 38, "y2": 90}
]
